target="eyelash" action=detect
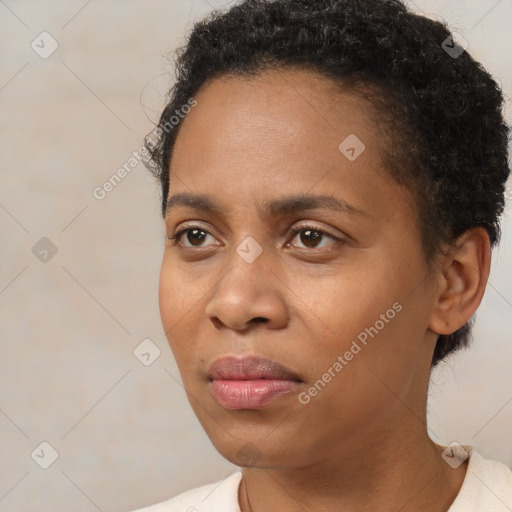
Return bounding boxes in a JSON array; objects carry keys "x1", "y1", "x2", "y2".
[{"x1": 165, "y1": 224, "x2": 344, "y2": 251}]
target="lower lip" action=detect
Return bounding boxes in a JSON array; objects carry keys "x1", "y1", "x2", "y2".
[{"x1": 210, "y1": 379, "x2": 301, "y2": 409}]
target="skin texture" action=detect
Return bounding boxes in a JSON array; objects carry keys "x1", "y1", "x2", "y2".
[{"x1": 159, "y1": 69, "x2": 491, "y2": 512}]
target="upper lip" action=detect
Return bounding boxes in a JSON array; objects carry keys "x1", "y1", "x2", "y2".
[{"x1": 208, "y1": 355, "x2": 302, "y2": 381}]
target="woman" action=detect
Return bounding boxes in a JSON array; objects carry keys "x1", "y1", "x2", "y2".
[{"x1": 133, "y1": 0, "x2": 512, "y2": 510}]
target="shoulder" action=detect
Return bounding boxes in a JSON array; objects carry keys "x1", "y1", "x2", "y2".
[
  {"x1": 129, "y1": 471, "x2": 243, "y2": 512},
  {"x1": 449, "y1": 446, "x2": 512, "y2": 511}
]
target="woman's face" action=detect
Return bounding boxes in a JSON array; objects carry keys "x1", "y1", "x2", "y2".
[{"x1": 159, "y1": 68, "x2": 440, "y2": 468}]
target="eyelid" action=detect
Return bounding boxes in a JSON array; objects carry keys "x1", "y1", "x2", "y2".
[
  {"x1": 290, "y1": 221, "x2": 343, "y2": 240},
  {"x1": 286, "y1": 224, "x2": 344, "y2": 251},
  {"x1": 168, "y1": 222, "x2": 220, "y2": 247}
]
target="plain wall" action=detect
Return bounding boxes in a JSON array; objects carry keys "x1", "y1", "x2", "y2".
[{"x1": 0, "y1": 1, "x2": 511, "y2": 510}]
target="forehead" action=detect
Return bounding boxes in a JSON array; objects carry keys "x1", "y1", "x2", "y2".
[
  {"x1": 174, "y1": 68, "x2": 376, "y2": 154},
  {"x1": 167, "y1": 68, "x2": 410, "y2": 224}
]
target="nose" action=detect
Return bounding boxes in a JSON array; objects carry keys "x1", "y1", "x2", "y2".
[{"x1": 204, "y1": 246, "x2": 289, "y2": 332}]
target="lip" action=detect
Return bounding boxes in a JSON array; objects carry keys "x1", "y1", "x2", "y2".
[{"x1": 208, "y1": 355, "x2": 302, "y2": 409}]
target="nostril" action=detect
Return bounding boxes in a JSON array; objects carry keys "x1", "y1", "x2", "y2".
[
  {"x1": 210, "y1": 317, "x2": 223, "y2": 330},
  {"x1": 252, "y1": 317, "x2": 268, "y2": 324}
]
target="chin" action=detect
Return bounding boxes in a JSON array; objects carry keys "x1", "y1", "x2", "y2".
[{"x1": 199, "y1": 418, "x2": 300, "y2": 469}]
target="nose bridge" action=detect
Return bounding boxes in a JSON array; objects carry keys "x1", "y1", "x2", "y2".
[
  {"x1": 216, "y1": 233, "x2": 270, "y2": 302},
  {"x1": 205, "y1": 234, "x2": 289, "y2": 329}
]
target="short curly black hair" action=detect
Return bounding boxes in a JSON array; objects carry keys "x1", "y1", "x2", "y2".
[{"x1": 145, "y1": 0, "x2": 510, "y2": 367}]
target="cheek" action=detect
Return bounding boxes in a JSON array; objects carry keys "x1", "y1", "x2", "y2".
[
  {"x1": 299, "y1": 276, "x2": 430, "y2": 422},
  {"x1": 308, "y1": 236, "x2": 429, "y2": 358},
  {"x1": 158, "y1": 258, "x2": 175, "y2": 331},
  {"x1": 294, "y1": 265, "x2": 397, "y2": 352},
  {"x1": 291, "y1": 261, "x2": 419, "y2": 388},
  {"x1": 158, "y1": 256, "x2": 199, "y2": 360},
  {"x1": 158, "y1": 254, "x2": 202, "y2": 325},
  {"x1": 295, "y1": 311, "x2": 414, "y2": 437}
]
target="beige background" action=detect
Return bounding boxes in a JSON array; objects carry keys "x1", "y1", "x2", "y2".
[{"x1": 0, "y1": 1, "x2": 511, "y2": 511}]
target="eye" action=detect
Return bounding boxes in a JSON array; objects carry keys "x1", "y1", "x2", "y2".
[
  {"x1": 167, "y1": 224, "x2": 343, "y2": 250},
  {"x1": 168, "y1": 226, "x2": 217, "y2": 248},
  {"x1": 287, "y1": 225, "x2": 341, "y2": 250}
]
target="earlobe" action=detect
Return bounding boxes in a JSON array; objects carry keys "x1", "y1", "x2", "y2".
[{"x1": 428, "y1": 228, "x2": 491, "y2": 336}]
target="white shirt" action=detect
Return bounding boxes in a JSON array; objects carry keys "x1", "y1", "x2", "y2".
[{"x1": 131, "y1": 446, "x2": 512, "y2": 511}]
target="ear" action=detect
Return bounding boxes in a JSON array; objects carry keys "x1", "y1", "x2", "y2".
[{"x1": 429, "y1": 228, "x2": 491, "y2": 336}]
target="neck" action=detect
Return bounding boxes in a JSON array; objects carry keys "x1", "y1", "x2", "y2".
[{"x1": 238, "y1": 421, "x2": 468, "y2": 512}]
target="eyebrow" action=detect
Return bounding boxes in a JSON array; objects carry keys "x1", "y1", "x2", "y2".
[{"x1": 165, "y1": 192, "x2": 367, "y2": 219}]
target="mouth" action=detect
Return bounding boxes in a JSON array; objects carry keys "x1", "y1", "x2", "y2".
[{"x1": 207, "y1": 355, "x2": 303, "y2": 409}]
